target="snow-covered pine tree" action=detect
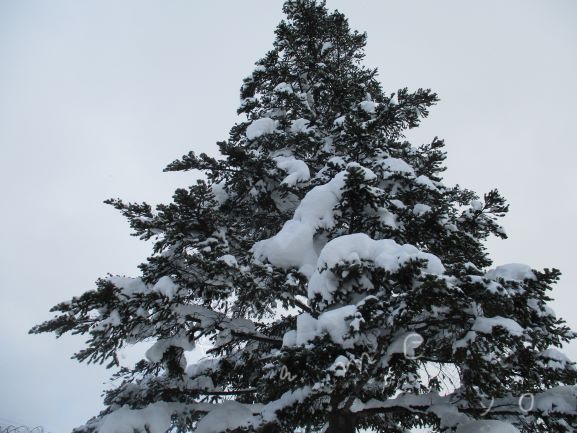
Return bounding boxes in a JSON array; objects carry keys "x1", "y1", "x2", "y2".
[{"x1": 31, "y1": 1, "x2": 577, "y2": 432}]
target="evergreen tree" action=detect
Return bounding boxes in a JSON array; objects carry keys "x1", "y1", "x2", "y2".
[{"x1": 31, "y1": 1, "x2": 577, "y2": 432}]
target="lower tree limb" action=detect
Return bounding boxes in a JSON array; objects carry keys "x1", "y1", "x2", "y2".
[{"x1": 326, "y1": 411, "x2": 357, "y2": 433}]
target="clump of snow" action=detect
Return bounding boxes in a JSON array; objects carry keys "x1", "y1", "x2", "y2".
[
  {"x1": 286, "y1": 305, "x2": 359, "y2": 348},
  {"x1": 472, "y1": 316, "x2": 523, "y2": 336},
  {"x1": 290, "y1": 118, "x2": 311, "y2": 133},
  {"x1": 380, "y1": 157, "x2": 415, "y2": 176},
  {"x1": 107, "y1": 276, "x2": 147, "y2": 295},
  {"x1": 486, "y1": 263, "x2": 536, "y2": 281},
  {"x1": 252, "y1": 170, "x2": 347, "y2": 270},
  {"x1": 333, "y1": 115, "x2": 346, "y2": 126},
  {"x1": 282, "y1": 329, "x2": 297, "y2": 347},
  {"x1": 326, "y1": 156, "x2": 346, "y2": 168},
  {"x1": 328, "y1": 355, "x2": 350, "y2": 377},
  {"x1": 93, "y1": 309, "x2": 121, "y2": 331},
  {"x1": 98, "y1": 402, "x2": 174, "y2": 433},
  {"x1": 389, "y1": 93, "x2": 399, "y2": 105},
  {"x1": 320, "y1": 41, "x2": 333, "y2": 54},
  {"x1": 527, "y1": 298, "x2": 556, "y2": 318},
  {"x1": 348, "y1": 161, "x2": 377, "y2": 181},
  {"x1": 145, "y1": 333, "x2": 194, "y2": 363},
  {"x1": 427, "y1": 404, "x2": 471, "y2": 430},
  {"x1": 456, "y1": 420, "x2": 520, "y2": 433},
  {"x1": 152, "y1": 276, "x2": 178, "y2": 299},
  {"x1": 195, "y1": 401, "x2": 253, "y2": 433},
  {"x1": 533, "y1": 385, "x2": 577, "y2": 414},
  {"x1": 415, "y1": 174, "x2": 438, "y2": 191},
  {"x1": 539, "y1": 348, "x2": 575, "y2": 370},
  {"x1": 274, "y1": 82, "x2": 293, "y2": 94},
  {"x1": 274, "y1": 156, "x2": 310, "y2": 186},
  {"x1": 260, "y1": 386, "x2": 311, "y2": 422},
  {"x1": 218, "y1": 254, "x2": 238, "y2": 268},
  {"x1": 413, "y1": 203, "x2": 432, "y2": 216},
  {"x1": 308, "y1": 233, "x2": 445, "y2": 302},
  {"x1": 470, "y1": 200, "x2": 484, "y2": 211},
  {"x1": 317, "y1": 305, "x2": 359, "y2": 347},
  {"x1": 106, "y1": 310, "x2": 121, "y2": 326},
  {"x1": 186, "y1": 357, "x2": 221, "y2": 378},
  {"x1": 295, "y1": 312, "x2": 320, "y2": 346},
  {"x1": 359, "y1": 100, "x2": 376, "y2": 114},
  {"x1": 246, "y1": 117, "x2": 277, "y2": 140}
]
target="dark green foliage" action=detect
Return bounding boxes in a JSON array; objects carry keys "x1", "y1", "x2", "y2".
[{"x1": 31, "y1": 2, "x2": 577, "y2": 433}]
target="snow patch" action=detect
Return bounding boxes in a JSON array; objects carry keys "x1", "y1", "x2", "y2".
[
  {"x1": 539, "y1": 348, "x2": 575, "y2": 370},
  {"x1": 107, "y1": 276, "x2": 147, "y2": 295},
  {"x1": 246, "y1": 117, "x2": 277, "y2": 140},
  {"x1": 359, "y1": 100, "x2": 376, "y2": 114},
  {"x1": 321, "y1": 41, "x2": 333, "y2": 54},
  {"x1": 287, "y1": 306, "x2": 359, "y2": 348},
  {"x1": 416, "y1": 174, "x2": 438, "y2": 191},
  {"x1": 274, "y1": 156, "x2": 310, "y2": 186},
  {"x1": 218, "y1": 254, "x2": 238, "y2": 268},
  {"x1": 145, "y1": 333, "x2": 194, "y2": 363},
  {"x1": 152, "y1": 276, "x2": 178, "y2": 299},
  {"x1": 328, "y1": 355, "x2": 350, "y2": 376},
  {"x1": 470, "y1": 200, "x2": 484, "y2": 211},
  {"x1": 380, "y1": 157, "x2": 415, "y2": 176},
  {"x1": 195, "y1": 401, "x2": 253, "y2": 433},
  {"x1": 413, "y1": 203, "x2": 432, "y2": 216},
  {"x1": 274, "y1": 82, "x2": 294, "y2": 94},
  {"x1": 98, "y1": 402, "x2": 174, "y2": 433},
  {"x1": 486, "y1": 263, "x2": 536, "y2": 282},
  {"x1": 308, "y1": 233, "x2": 445, "y2": 302},
  {"x1": 333, "y1": 115, "x2": 346, "y2": 126},
  {"x1": 290, "y1": 118, "x2": 311, "y2": 133},
  {"x1": 252, "y1": 170, "x2": 347, "y2": 269},
  {"x1": 456, "y1": 420, "x2": 520, "y2": 433},
  {"x1": 472, "y1": 316, "x2": 523, "y2": 336}
]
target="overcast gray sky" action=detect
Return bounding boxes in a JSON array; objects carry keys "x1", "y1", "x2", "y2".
[{"x1": 1, "y1": 1, "x2": 576, "y2": 432}]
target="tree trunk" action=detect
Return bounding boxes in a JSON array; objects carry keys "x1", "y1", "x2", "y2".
[{"x1": 325, "y1": 411, "x2": 356, "y2": 433}]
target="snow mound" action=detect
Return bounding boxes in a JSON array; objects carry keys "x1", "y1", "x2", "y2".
[
  {"x1": 456, "y1": 420, "x2": 520, "y2": 433},
  {"x1": 359, "y1": 100, "x2": 376, "y2": 113},
  {"x1": 145, "y1": 333, "x2": 195, "y2": 363},
  {"x1": 195, "y1": 401, "x2": 253, "y2": 433},
  {"x1": 290, "y1": 118, "x2": 310, "y2": 133},
  {"x1": 152, "y1": 276, "x2": 178, "y2": 299},
  {"x1": 246, "y1": 117, "x2": 277, "y2": 140},
  {"x1": 308, "y1": 233, "x2": 445, "y2": 302},
  {"x1": 274, "y1": 82, "x2": 293, "y2": 94},
  {"x1": 252, "y1": 170, "x2": 347, "y2": 270},
  {"x1": 98, "y1": 402, "x2": 174, "y2": 433},
  {"x1": 333, "y1": 115, "x2": 346, "y2": 126},
  {"x1": 472, "y1": 316, "x2": 523, "y2": 336},
  {"x1": 321, "y1": 41, "x2": 333, "y2": 54},
  {"x1": 416, "y1": 174, "x2": 438, "y2": 191},
  {"x1": 413, "y1": 203, "x2": 432, "y2": 216},
  {"x1": 486, "y1": 263, "x2": 536, "y2": 281},
  {"x1": 290, "y1": 305, "x2": 359, "y2": 348},
  {"x1": 107, "y1": 276, "x2": 147, "y2": 295},
  {"x1": 274, "y1": 155, "x2": 310, "y2": 186},
  {"x1": 539, "y1": 348, "x2": 575, "y2": 370},
  {"x1": 380, "y1": 157, "x2": 415, "y2": 175}
]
